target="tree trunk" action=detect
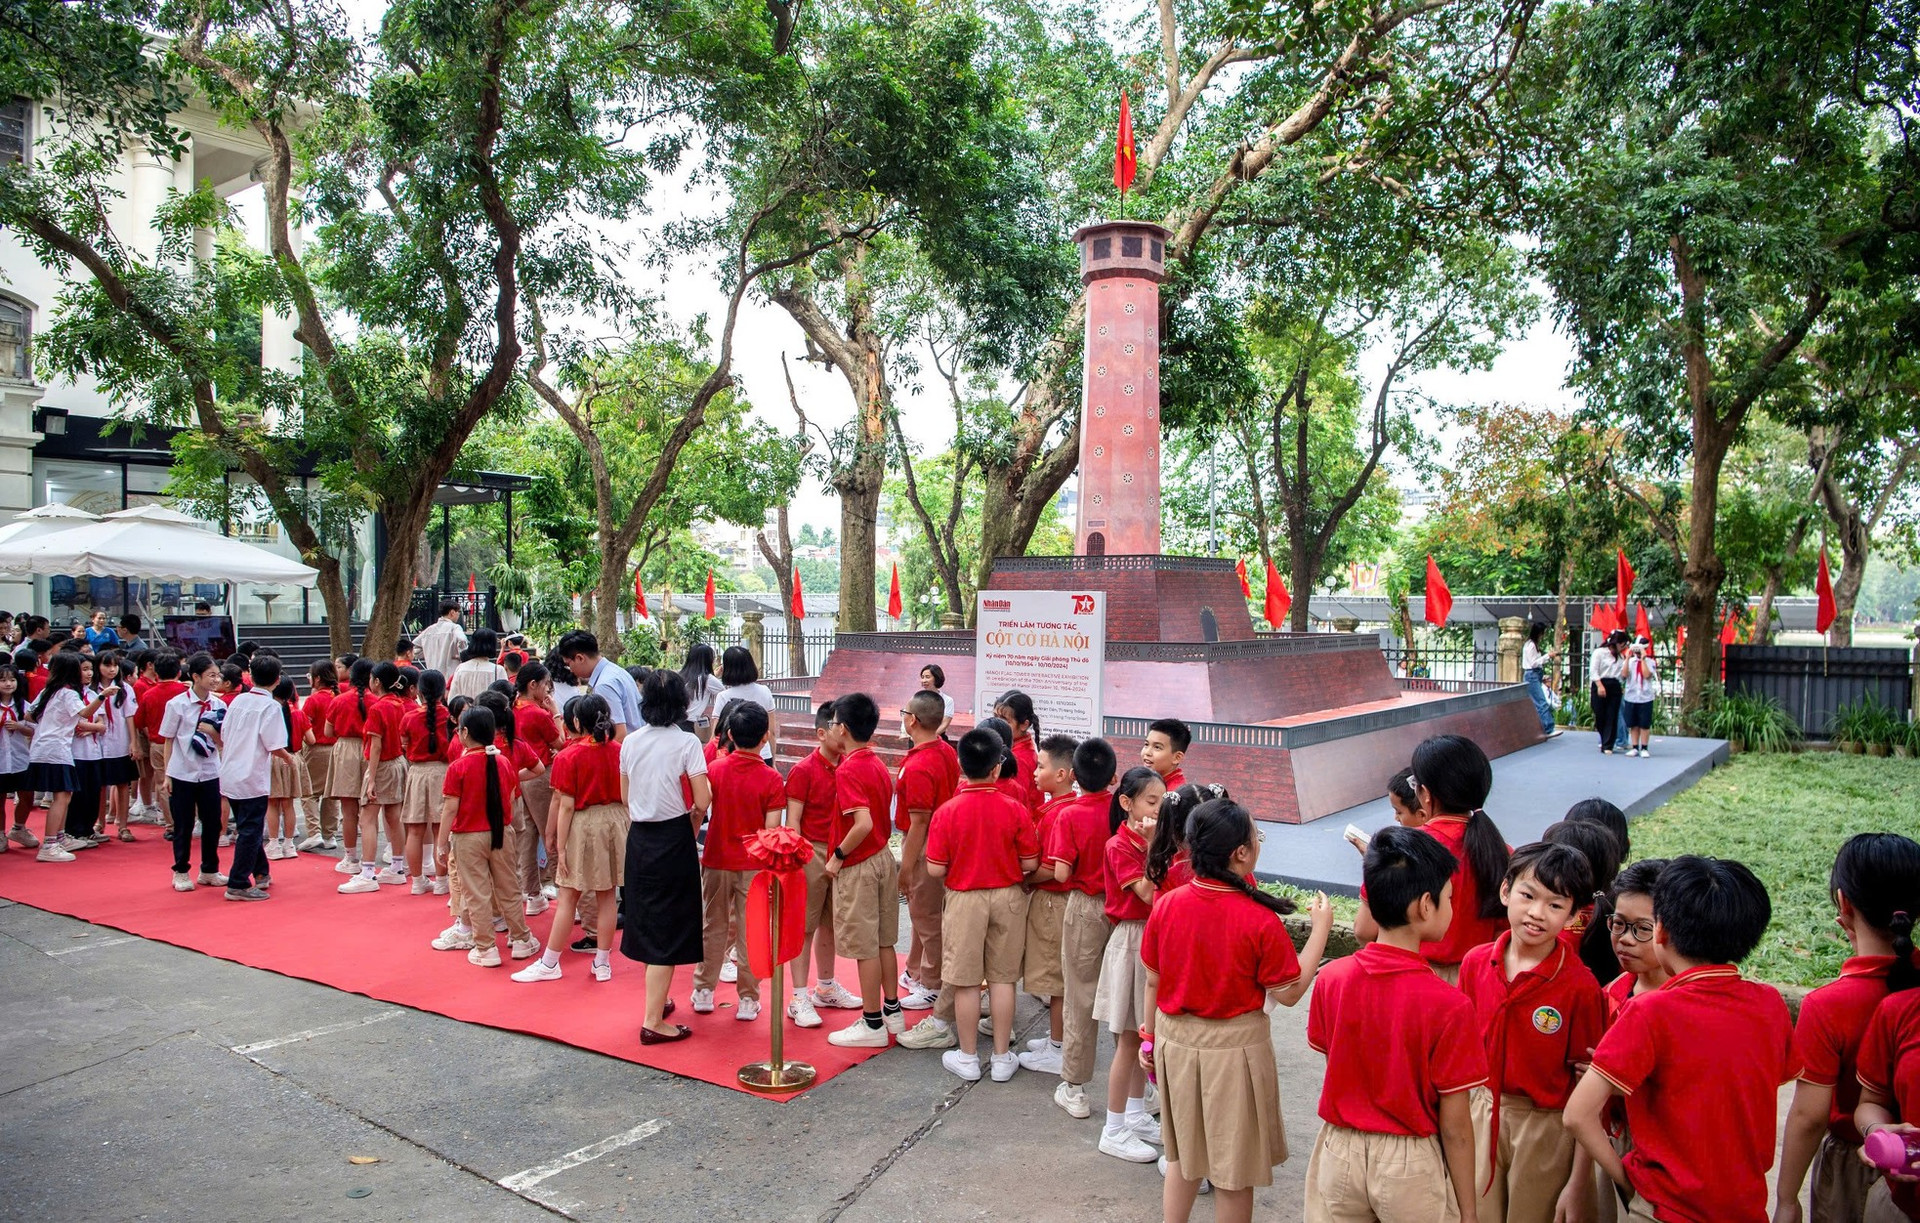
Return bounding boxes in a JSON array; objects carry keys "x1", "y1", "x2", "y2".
[
  {"x1": 756, "y1": 505, "x2": 807, "y2": 678},
  {"x1": 313, "y1": 556, "x2": 354, "y2": 657},
  {"x1": 1552, "y1": 550, "x2": 1577, "y2": 695},
  {"x1": 1815, "y1": 466, "x2": 1871, "y2": 649},
  {"x1": 361, "y1": 500, "x2": 434, "y2": 658},
  {"x1": 1677, "y1": 412, "x2": 1737, "y2": 713},
  {"x1": 1287, "y1": 533, "x2": 1316, "y2": 632},
  {"x1": 595, "y1": 538, "x2": 623, "y2": 659}
]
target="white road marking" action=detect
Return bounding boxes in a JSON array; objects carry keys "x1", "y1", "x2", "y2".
[
  {"x1": 45, "y1": 936, "x2": 136, "y2": 956},
  {"x1": 499, "y1": 1120, "x2": 669, "y2": 1193},
  {"x1": 231, "y1": 1008, "x2": 406, "y2": 1054}
]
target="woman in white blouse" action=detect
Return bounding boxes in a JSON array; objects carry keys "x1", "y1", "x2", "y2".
[
  {"x1": 618, "y1": 670, "x2": 712, "y2": 1044},
  {"x1": 1521, "y1": 622, "x2": 1561, "y2": 738},
  {"x1": 716, "y1": 646, "x2": 777, "y2": 761},
  {"x1": 678, "y1": 645, "x2": 726, "y2": 741},
  {"x1": 449, "y1": 628, "x2": 511, "y2": 701},
  {"x1": 1588, "y1": 629, "x2": 1629, "y2": 756}
]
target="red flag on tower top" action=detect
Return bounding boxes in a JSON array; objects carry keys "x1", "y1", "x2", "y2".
[
  {"x1": 791, "y1": 566, "x2": 806, "y2": 620},
  {"x1": 633, "y1": 570, "x2": 649, "y2": 621},
  {"x1": 1424, "y1": 555, "x2": 1453, "y2": 626},
  {"x1": 1114, "y1": 92, "x2": 1137, "y2": 195},
  {"x1": 1263, "y1": 558, "x2": 1291, "y2": 629},
  {"x1": 1235, "y1": 557, "x2": 1252, "y2": 598},
  {"x1": 1815, "y1": 550, "x2": 1837, "y2": 634},
  {"x1": 703, "y1": 570, "x2": 716, "y2": 620},
  {"x1": 1615, "y1": 548, "x2": 1635, "y2": 615},
  {"x1": 887, "y1": 563, "x2": 903, "y2": 621}
]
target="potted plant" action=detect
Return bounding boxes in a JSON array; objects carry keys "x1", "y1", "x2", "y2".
[
  {"x1": 487, "y1": 562, "x2": 534, "y2": 634},
  {"x1": 1900, "y1": 719, "x2": 1919, "y2": 759},
  {"x1": 1829, "y1": 695, "x2": 1876, "y2": 754}
]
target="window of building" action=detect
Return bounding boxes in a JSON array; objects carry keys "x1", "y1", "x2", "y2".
[
  {"x1": 0, "y1": 98, "x2": 28, "y2": 166},
  {"x1": 0, "y1": 295, "x2": 28, "y2": 380}
]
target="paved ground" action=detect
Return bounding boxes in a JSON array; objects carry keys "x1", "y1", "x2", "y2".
[
  {"x1": 1258, "y1": 731, "x2": 1730, "y2": 893},
  {"x1": 0, "y1": 895, "x2": 1326, "y2": 1223}
]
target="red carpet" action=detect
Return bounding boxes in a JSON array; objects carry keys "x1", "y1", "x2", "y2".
[{"x1": 0, "y1": 824, "x2": 886, "y2": 1098}]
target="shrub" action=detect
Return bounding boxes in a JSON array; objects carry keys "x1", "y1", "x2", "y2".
[{"x1": 1690, "y1": 685, "x2": 1802, "y2": 752}]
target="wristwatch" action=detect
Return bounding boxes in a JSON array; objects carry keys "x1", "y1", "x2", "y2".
[{"x1": 832, "y1": 846, "x2": 849, "y2": 862}]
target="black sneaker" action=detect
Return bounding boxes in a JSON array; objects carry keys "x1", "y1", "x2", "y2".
[{"x1": 570, "y1": 935, "x2": 597, "y2": 953}]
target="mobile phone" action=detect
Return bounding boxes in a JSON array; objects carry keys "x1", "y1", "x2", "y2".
[{"x1": 1343, "y1": 823, "x2": 1370, "y2": 851}]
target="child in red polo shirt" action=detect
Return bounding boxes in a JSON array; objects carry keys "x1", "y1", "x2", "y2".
[
  {"x1": 357, "y1": 661, "x2": 410, "y2": 888},
  {"x1": 897, "y1": 689, "x2": 959, "y2": 1014},
  {"x1": 1458, "y1": 842, "x2": 1606, "y2": 1223},
  {"x1": 1355, "y1": 734, "x2": 1511, "y2": 984},
  {"x1": 432, "y1": 706, "x2": 538, "y2": 967},
  {"x1": 926, "y1": 728, "x2": 1039, "y2": 1082},
  {"x1": 823, "y1": 693, "x2": 904, "y2": 1049},
  {"x1": 1849, "y1": 958, "x2": 1920, "y2": 1223},
  {"x1": 1042, "y1": 737, "x2": 1119, "y2": 1114},
  {"x1": 512, "y1": 694, "x2": 627, "y2": 983},
  {"x1": 1590, "y1": 858, "x2": 1668, "y2": 1223},
  {"x1": 1149, "y1": 782, "x2": 1221, "y2": 893},
  {"x1": 992, "y1": 690, "x2": 1043, "y2": 816},
  {"x1": 398, "y1": 669, "x2": 456, "y2": 894},
  {"x1": 1306, "y1": 825, "x2": 1488, "y2": 1223},
  {"x1": 1141, "y1": 717, "x2": 1189, "y2": 791},
  {"x1": 1144, "y1": 796, "x2": 1332, "y2": 1223},
  {"x1": 1093, "y1": 764, "x2": 1168, "y2": 1164},
  {"x1": 784, "y1": 701, "x2": 851, "y2": 1029},
  {"x1": 1566, "y1": 855, "x2": 1796, "y2": 1223},
  {"x1": 691, "y1": 703, "x2": 787, "y2": 1022},
  {"x1": 1016, "y1": 732, "x2": 1080, "y2": 1076},
  {"x1": 1777, "y1": 833, "x2": 1920, "y2": 1223}
]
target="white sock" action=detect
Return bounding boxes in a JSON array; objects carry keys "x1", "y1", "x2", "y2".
[
  {"x1": 816, "y1": 977, "x2": 836, "y2": 990},
  {"x1": 1105, "y1": 1109, "x2": 1127, "y2": 1134},
  {"x1": 593, "y1": 950, "x2": 610, "y2": 966},
  {"x1": 540, "y1": 949, "x2": 561, "y2": 968},
  {"x1": 1047, "y1": 1039, "x2": 1062, "y2": 1051},
  {"x1": 361, "y1": 862, "x2": 376, "y2": 878},
  {"x1": 793, "y1": 986, "x2": 810, "y2": 1001},
  {"x1": 453, "y1": 919, "x2": 471, "y2": 934},
  {"x1": 1125, "y1": 1096, "x2": 1146, "y2": 1121}
]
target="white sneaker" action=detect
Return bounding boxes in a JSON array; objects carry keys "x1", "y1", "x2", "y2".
[
  {"x1": 1156, "y1": 1155, "x2": 1214, "y2": 1194},
  {"x1": 788, "y1": 995, "x2": 823, "y2": 1028},
  {"x1": 1099, "y1": 1128, "x2": 1159, "y2": 1163},
  {"x1": 431, "y1": 926, "x2": 475, "y2": 951},
  {"x1": 977, "y1": 1016, "x2": 995, "y2": 1037},
  {"x1": 590, "y1": 959, "x2": 612, "y2": 983},
  {"x1": 1055, "y1": 1081, "x2": 1092, "y2": 1119},
  {"x1": 883, "y1": 1010, "x2": 906, "y2": 1035},
  {"x1": 691, "y1": 988, "x2": 717, "y2": 1014},
  {"x1": 36, "y1": 841, "x2": 75, "y2": 863},
  {"x1": 172, "y1": 871, "x2": 195, "y2": 892},
  {"x1": 321, "y1": 837, "x2": 339, "y2": 850},
  {"x1": 492, "y1": 917, "x2": 508, "y2": 933},
  {"x1": 375, "y1": 867, "x2": 407, "y2": 885},
  {"x1": 1018, "y1": 1044, "x2": 1064, "y2": 1074},
  {"x1": 896, "y1": 1016, "x2": 956, "y2": 1049},
  {"x1": 468, "y1": 944, "x2": 502, "y2": 967},
  {"x1": 812, "y1": 981, "x2": 863, "y2": 1009},
  {"x1": 297, "y1": 834, "x2": 326, "y2": 851},
  {"x1": 826, "y1": 1017, "x2": 891, "y2": 1048},
  {"x1": 1130, "y1": 1112, "x2": 1163, "y2": 1145},
  {"x1": 1027, "y1": 1035, "x2": 1053, "y2": 1053},
  {"x1": 1143, "y1": 1079, "x2": 1160, "y2": 1116},
  {"x1": 989, "y1": 1051, "x2": 1018, "y2": 1082},
  {"x1": 197, "y1": 871, "x2": 228, "y2": 887},
  {"x1": 511, "y1": 959, "x2": 562, "y2": 983},
  {"x1": 333, "y1": 857, "x2": 360, "y2": 875},
  {"x1": 524, "y1": 895, "x2": 549, "y2": 917},
  {"x1": 542, "y1": 882, "x2": 558, "y2": 899},
  {"x1": 261, "y1": 840, "x2": 281, "y2": 861},
  {"x1": 337, "y1": 875, "x2": 379, "y2": 894},
  {"x1": 719, "y1": 952, "x2": 738, "y2": 983},
  {"x1": 898, "y1": 985, "x2": 938, "y2": 1010},
  {"x1": 899, "y1": 971, "x2": 921, "y2": 993},
  {"x1": 432, "y1": 876, "x2": 449, "y2": 895},
  {"x1": 218, "y1": 832, "x2": 234, "y2": 848},
  {"x1": 410, "y1": 877, "x2": 429, "y2": 896},
  {"x1": 941, "y1": 1049, "x2": 982, "y2": 1081},
  {"x1": 509, "y1": 937, "x2": 541, "y2": 960},
  {"x1": 736, "y1": 997, "x2": 761, "y2": 1022},
  {"x1": 280, "y1": 839, "x2": 298, "y2": 857}
]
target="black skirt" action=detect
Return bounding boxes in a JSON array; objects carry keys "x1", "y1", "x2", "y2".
[
  {"x1": 619, "y1": 816, "x2": 704, "y2": 966},
  {"x1": 26, "y1": 761, "x2": 77, "y2": 794},
  {"x1": 97, "y1": 755, "x2": 139, "y2": 786}
]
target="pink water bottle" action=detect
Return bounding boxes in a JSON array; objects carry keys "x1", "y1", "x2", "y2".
[{"x1": 1864, "y1": 1129, "x2": 1920, "y2": 1175}]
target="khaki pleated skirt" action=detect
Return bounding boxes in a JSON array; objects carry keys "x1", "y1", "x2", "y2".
[
  {"x1": 303, "y1": 742, "x2": 331, "y2": 798},
  {"x1": 327, "y1": 736, "x2": 365, "y2": 798},
  {"x1": 402, "y1": 760, "x2": 448, "y2": 825},
  {"x1": 1157, "y1": 1008, "x2": 1286, "y2": 1191},
  {"x1": 1093, "y1": 918, "x2": 1148, "y2": 1034},
  {"x1": 269, "y1": 752, "x2": 312, "y2": 800},
  {"x1": 558, "y1": 803, "x2": 626, "y2": 893}
]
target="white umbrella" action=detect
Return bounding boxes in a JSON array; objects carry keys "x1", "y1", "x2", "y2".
[
  {"x1": 0, "y1": 504, "x2": 318, "y2": 586},
  {"x1": 0, "y1": 503, "x2": 99, "y2": 551}
]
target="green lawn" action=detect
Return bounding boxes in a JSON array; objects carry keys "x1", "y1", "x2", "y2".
[{"x1": 1626, "y1": 751, "x2": 1920, "y2": 988}]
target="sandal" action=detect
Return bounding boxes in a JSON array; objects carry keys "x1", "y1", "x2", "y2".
[{"x1": 117, "y1": 828, "x2": 136, "y2": 842}]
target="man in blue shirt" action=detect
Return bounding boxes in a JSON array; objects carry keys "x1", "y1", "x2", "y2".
[{"x1": 556, "y1": 630, "x2": 640, "y2": 740}]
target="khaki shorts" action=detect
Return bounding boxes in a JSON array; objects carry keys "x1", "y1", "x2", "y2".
[
  {"x1": 804, "y1": 841, "x2": 833, "y2": 934},
  {"x1": 367, "y1": 755, "x2": 406, "y2": 807},
  {"x1": 1021, "y1": 888, "x2": 1068, "y2": 996},
  {"x1": 1470, "y1": 1088, "x2": 1574, "y2": 1223},
  {"x1": 1304, "y1": 1124, "x2": 1459, "y2": 1223},
  {"x1": 940, "y1": 885, "x2": 1030, "y2": 987},
  {"x1": 402, "y1": 760, "x2": 447, "y2": 824},
  {"x1": 148, "y1": 740, "x2": 167, "y2": 775},
  {"x1": 303, "y1": 741, "x2": 331, "y2": 798},
  {"x1": 830, "y1": 847, "x2": 899, "y2": 962}
]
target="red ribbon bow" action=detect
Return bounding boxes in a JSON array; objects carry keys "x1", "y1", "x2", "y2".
[
  {"x1": 744, "y1": 829, "x2": 816, "y2": 978},
  {"x1": 744, "y1": 826, "x2": 816, "y2": 873}
]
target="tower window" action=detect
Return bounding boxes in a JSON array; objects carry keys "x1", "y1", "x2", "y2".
[
  {"x1": 1092, "y1": 237, "x2": 1111, "y2": 260},
  {"x1": 0, "y1": 99, "x2": 27, "y2": 166},
  {"x1": 1121, "y1": 235, "x2": 1142, "y2": 258}
]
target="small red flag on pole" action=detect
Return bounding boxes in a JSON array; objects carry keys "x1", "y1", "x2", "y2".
[
  {"x1": 1235, "y1": 558, "x2": 1252, "y2": 597},
  {"x1": 1424, "y1": 555, "x2": 1453, "y2": 626},
  {"x1": 1113, "y1": 92, "x2": 1137, "y2": 195},
  {"x1": 1634, "y1": 604, "x2": 1651, "y2": 641},
  {"x1": 887, "y1": 563, "x2": 903, "y2": 621},
  {"x1": 790, "y1": 567, "x2": 806, "y2": 620},
  {"x1": 1615, "y1": 548, "x2": 1635, "y2": 616},
  {"x1": 703, "y1": 569, "x2": 716, "y2": 620},
  {"x1": 1815, "y1": 550, "x2": 1837, "y2": 634},
  {"x1": 1263, "y1": 558, "x2": 1291, "y2": 628},
  {"x1": 633, "y1": 570, "x2": 648, "y2": 620},
  {"x1": 467, "y1": 572, "x2": 477, "y2": 596}
]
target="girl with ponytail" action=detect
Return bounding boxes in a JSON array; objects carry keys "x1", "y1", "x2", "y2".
[
  {"x1": 513, "y1": 662, "x2": 564, "y2": 912},
  {"x1": 1147, "y1": 782, "x2": 1228, "y2": 891},
  {"x1": 264, "y1": 677, "x2": 311, "y2": 860},
  {"x1": 325, "y1": 658, "x2": 374, "y2": 879},
  {"x1": 1092, "y1": 765, "x2": 1166, "y2": 1164},
  {"x1": 513, "y1": 694, "x2": 626, "y2": 984},
  {"x1": 399, "y1": 669, "x2": 456, "y2": 896},
  {"x1": 993, "y1": 691, "x2": 1042, "y2": 815},
  {"x1": 432, "y1": 707, "x2": 539, "y2": 968},
  {"x1": 976, "y1": 715, "x2": 1023, "y2": 805},
  {"x1": 350, "y1": 661, "x2": 409, "y2": 893},
  {"x1": 1354, "y1": 735, "x2": 1510, "y2": 984},
  {"x1": 1782, "y1": 832, "x2": 1920, "y2": 1223},
  {"x1": 1141, "y1": 798, "x2": 1333, "y2": 1216}
]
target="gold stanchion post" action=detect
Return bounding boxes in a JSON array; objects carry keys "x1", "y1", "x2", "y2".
[{"x1": 738, "y1": 873, "x2": 816, "y2": 1094}]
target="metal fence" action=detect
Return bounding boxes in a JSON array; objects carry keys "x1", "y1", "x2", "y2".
[
  {"x1": 703, "y1": 628, "x2": 836, "y2": 680},
  {"x1": 1380, "y1": 644, "x2": 1502, "y2": 684},
  {"x1": 1725, "y1": 645, "x2": 1915, "y2": 738}
]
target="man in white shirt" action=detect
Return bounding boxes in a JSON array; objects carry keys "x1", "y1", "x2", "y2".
[
  {"x1": 414, "y1": 603, "x2": 467, "y2": 676},
  {"x1": 217, "y1": 654, "x2": 294, "y2": 901}
]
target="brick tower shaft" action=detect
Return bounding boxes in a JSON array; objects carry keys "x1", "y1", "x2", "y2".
[{"x1": 1073, "y1": 221, "x2": 1169, "y2": 557}]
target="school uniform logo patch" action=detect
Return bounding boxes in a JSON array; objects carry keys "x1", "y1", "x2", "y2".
[{"x1": 1531, "y1": 1006, "x2": 1563, "y2": 1035}]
